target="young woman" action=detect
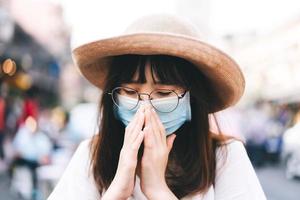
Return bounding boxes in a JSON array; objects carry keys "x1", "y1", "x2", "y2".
[{"x1": 48, "y1": 14, "x2": 266, "y2": 200}]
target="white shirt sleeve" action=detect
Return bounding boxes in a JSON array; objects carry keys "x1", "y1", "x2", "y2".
[
  {"x1": 214, "y1": 140, "x2": 267, "y2": 200},
  {"x1": 47, "y1": 139, "x2": 100, "y2": 200}
]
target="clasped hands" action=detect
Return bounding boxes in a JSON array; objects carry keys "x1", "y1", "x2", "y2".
[{"x1": 103, "y1": 104, "x2": 178, "y2": 200}]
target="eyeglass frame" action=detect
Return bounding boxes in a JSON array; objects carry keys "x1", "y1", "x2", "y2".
[{"x1": 107, "y1": 86, "x2": 187, "y2": 113}]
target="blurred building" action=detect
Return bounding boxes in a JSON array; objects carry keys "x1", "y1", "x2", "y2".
[
  {"x1": 0, "y1": 0, "x2": 83, "y2": 109},
  {"x1": 226, "y1": 17, "x2": 300, "y2": 105},
  {"x1": 1, "y1": 21, "x2": 61, "y2": 107}
]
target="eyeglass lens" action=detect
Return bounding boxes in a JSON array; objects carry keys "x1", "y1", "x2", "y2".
[{"x1": 112, "y1": 87, "x2": 180, "y2": 112}]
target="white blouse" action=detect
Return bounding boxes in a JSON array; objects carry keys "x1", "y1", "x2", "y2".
[{"x1": 47, "y1": 139, "x2": 267, "y2": 200}]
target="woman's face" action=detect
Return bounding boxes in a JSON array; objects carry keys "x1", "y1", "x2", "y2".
[
  {"x1": 120, "y1": 61, "x2": 185, "y2": 98},
  {"x1": 113, "y1": 59, "x2": 192, "y2": 135}
]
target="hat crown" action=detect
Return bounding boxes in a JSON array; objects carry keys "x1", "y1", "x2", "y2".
[
  {"x1": 73, "y1": 14, "x2": 245, "y2": 112},
  {"x1": 124, "y1": 14, "x2": 201, "y2": 38}
]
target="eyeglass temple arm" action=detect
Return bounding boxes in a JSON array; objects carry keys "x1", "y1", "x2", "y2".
[{"x1": 178, "y1": 91, "x2": 187, "y2": 99}]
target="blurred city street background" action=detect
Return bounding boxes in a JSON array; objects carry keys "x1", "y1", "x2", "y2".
[{"x1": 1, "y1": 0, "x2": 300, "y2": 199}]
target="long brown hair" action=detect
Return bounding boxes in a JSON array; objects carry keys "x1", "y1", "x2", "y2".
[{"x1": 90, "y1": 54, "x2": 230, "y2": 198}]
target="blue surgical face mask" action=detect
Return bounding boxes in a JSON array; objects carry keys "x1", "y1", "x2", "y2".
[{"x1": 114, "y1": 91, "x2": 192, "y2": 136}]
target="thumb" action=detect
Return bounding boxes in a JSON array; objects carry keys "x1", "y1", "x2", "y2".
[{"x1": 166, "y1": 134, "x2": 176, "y2": 153}]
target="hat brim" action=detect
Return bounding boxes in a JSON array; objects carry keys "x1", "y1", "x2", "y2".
[{"x1": 72, "y1": 33, "x2": 245, "y2": 113}]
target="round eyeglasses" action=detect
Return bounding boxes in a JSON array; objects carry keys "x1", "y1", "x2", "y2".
[{"x1": 108, "y1": 87, "x2": 187, "y2": 113}]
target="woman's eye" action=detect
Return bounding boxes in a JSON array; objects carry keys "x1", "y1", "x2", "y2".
[
  {"x1": 122, "y1": 89, "x2": 136, "y2": 96},
  {"x1": 158, "y1": 91, "x2": 171, "y2": 95},
  {"x1": 156, "y1": 91, "x2": 172, "y2": 96}
]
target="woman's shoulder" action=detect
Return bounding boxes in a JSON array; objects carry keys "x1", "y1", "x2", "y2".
[
  {"x1": 214, "y1": 139, "x2": 267, "y2": 199},
  {"x1": 217, "y1": 138, "x2": 245, "y2": 152},
  {"x1": 215, "y1": 139, "x2": 247, "y2": 167},
  {"x1": 47, "y1": 138, "x2": 99, "y2": 200},
  {"x1": 77, "y1": 138, "x2": 93, "y2": 152},
  {"x1": 75, "y1": 137, "x2": 97, "y2": 157},
  {"x1": 66, "y1": 139, "x2": 92, "y2": 164}
]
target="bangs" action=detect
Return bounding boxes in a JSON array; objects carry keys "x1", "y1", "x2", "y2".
[{"x1": 109, "y1": 54, "x2": 193, "y2": 88}]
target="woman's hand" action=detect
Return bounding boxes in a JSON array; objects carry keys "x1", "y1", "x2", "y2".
[
  {"x1": 139, "y1": 105, "x2": 178, "y2": 200},
  {"x1": 103, "y1": 106, "x2": 145, "y2": 200}
]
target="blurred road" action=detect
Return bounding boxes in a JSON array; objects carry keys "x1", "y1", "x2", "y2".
[
  {"x1": 0, "y1": 173, "x2": 18, "y2": 200},
  {"x1": 256, "y1": 163, "x2": 300, "y2": 200},
  {"x1": 0, "y1": 163, "x2": 299, "y2": 200}
]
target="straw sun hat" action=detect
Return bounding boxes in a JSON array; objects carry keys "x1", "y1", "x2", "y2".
[{"x1": 72, "y1": 14, "x2": 245, "y2": 113}]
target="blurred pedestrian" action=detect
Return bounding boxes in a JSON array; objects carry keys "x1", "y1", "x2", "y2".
[
  {"x1": 10, "y1": 116, "x2": 52, "y2": 200},
  {"x1": 244, "y1": 101, "x2": 269, "y2": 167},
  {"x1": 0, "y1": 95, "x2": 5, "y2": 160},
  {"x1": 17, "y1": 87, "x2": 39, "y2": 128},
  {"x1": 0, "y1": 83, "x2": 8, "y2": 168},
  {"x1": 48, "y1": 14, "x2": 266, "y2": 200},
  {"x1": 283, "y1": 110, "x2": 300, "y2": 179}
]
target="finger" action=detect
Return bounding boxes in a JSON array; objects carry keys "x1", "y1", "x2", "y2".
[
  {"x1": 125, "y1": 108, "x2": 139, "y2": 131},
  {"x1": 149, "y1": 107, "x2": 162, "y2": 144},
  {"x1": 130, "y1": 110, "x2": 145, "y2": 142},
  {"x1": 131, "y1": 130, "x2": 145, "y2": 151},
  {"x1": 124, "y1": 106, "x2": 143, "y2": 142},
  {"x1": 128, "y1": 106, "x2": 145, "y2": 141},
  {"x1": 144, "y1": 106, "x2": 156, "y2": 143},
  {"x1": 124, "y1": 112, "x2": 138, "y2": 142},
  {"x1": 151, "y1": 108, "x2": 166, "y2": 141},
  {"x1": 144, "y1": 104, "x2": 151, "y2": 127},
  {"x1": 132, "y1": 105, "x2": 145, "y2": 130},
  {"x1": 129, "y1": 106, "x2": 144, "y2": 131},
  {"x1": 143, "y1": 125, "x2": 155, "y2": 149},
  {"x1": 166, "y1": 134, "x2": 177, "y2": 153}
]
